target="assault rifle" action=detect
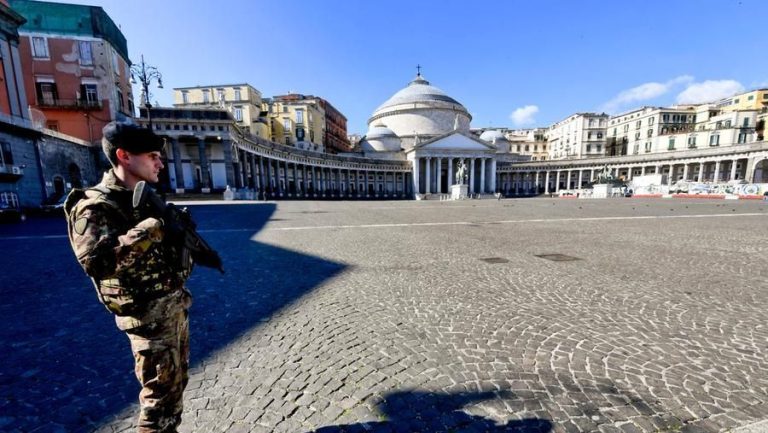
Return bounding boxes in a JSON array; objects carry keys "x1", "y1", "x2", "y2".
[{"x1": 132, "y1": 181, "x2": 224, "y2": 274}]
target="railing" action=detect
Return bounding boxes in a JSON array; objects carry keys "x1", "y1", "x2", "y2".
[{"x1": 36, "y1": 98, "x2": 102, "y2": 110}]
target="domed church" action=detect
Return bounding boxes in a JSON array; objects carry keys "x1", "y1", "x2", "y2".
[{"x1": 359, "y1": 70, "x2": 517, "y2": 196}]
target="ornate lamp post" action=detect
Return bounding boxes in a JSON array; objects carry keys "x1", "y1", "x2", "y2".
[{"x1": 130, "y1": 54, "x2": 163, "y2": 129}]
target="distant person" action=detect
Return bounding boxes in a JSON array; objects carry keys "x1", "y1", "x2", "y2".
[{"x1": 64, "y1": 121, "x2": 194, "y2": 433}]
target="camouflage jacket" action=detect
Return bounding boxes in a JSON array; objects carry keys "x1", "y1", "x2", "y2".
[{"x1": 65, "y1": 170, "x2": 192, "y2": 330}]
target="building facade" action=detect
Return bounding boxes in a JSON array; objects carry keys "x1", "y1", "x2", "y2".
[
  {"x1": 173, "y1": 83, "x2": 266, "y2": 137},
  {"x1": 11, "y1": 0, "x2": 132, "y2": 144},
  {"x1": 547, "y1": 113, "x2": 608, "y2": 160},
  {"x1": 266, "y1": 94, "x2": 326, "y2": 152}
]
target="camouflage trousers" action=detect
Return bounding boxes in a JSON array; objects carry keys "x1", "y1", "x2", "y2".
[{"x1": 126, "y1": 307, "x2": 190, "y2": 433}]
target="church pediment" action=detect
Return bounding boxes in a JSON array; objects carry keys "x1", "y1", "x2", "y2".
[{"x1": 410, "y1": 132, "x2": 496, "y2": 152}]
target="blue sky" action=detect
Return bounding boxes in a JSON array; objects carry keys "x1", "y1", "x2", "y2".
[{"x1": 58, "y1": 0, "x2": 768, "y2": 134}]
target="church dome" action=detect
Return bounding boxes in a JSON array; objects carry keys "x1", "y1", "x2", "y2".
[
  {"x1": 479, "y1": 130, "x2": 507, "y2": 142},
  {"x1": 361, "y1": 123, "x2": 401, "y2": 152},
  {"x1": 374, "y1": 75, "x2": 465, "y2": 113},
  {"x1": 367, "y1": 73, "x2": 472, "y2": 145},
  {"x1": 479, "y1": 130, "x2": 510, "y2": 153}
]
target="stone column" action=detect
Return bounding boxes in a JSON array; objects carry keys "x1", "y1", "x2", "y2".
[
  {"x1": 668, "y1": 164, "x2": 675, "y2": 182},
  {"x1": 222, "y1": 139, "x2": 235, "y2": 189},
  {"x1": 578, "y1": 170, "x2": 583, "y2": 189},
  {"x1": 490, "y1": 159, "x2": 497, "y2": 192},
  {"x1": 197, "y1": 138, "x2": 210, "y2": 192},
  {"x1": 265, "y1": 157, "x2": 273, "y2": 197},
  {"x1": 682, "y1": 163, "x2": 689, "y2": 181},
  {"x1": 170, "y1": 137, "x2": 185, "y2": 193},
  {"x1": 479, "y1": 158, "x2": 486, "y2": 194},
  {"x1": 590, "y1": 168, "x2": 595, "y2": 183},
  {"x1": 730, "y1": 159, "x2": 738, "y2": 181},
  {"x1": 365, "y1": 169, "x2": 370, "y2": 197},
  {"x1": 555, "y1": 171, "x2": 561, "y2": 193},
  {"x1": 469, "y1": 158, "x2": 476, "y2": 194},
  {"x1": 544, "y1": 171, "x2": 550, "y2": 194},
  {"x1": 697, "y1": 162, "x2": 704, "y2": 182},
  {"x1": 641, "y1": 166, "x2": 646, "y2": 176},
  {"x1": 425, "y1": 157, "x2": 431, "y2": 194},
  {"x1": 535, "y1": 171, "x2": 540, "y2": 194},
  {"x1": 447, "y1": 158, "x2": 454, "y2": 187},
  {"x1": 566, "y1": 170, "x2": 572, "y2": 189},
  {"x1": 713, "y1": 161, "x2": 721, "y2": 183},
  {"x1": 412, "y1": 158, "x2": 420, "y2": 196},
  {"x1": 257, "y1": 156, "x2": 265, "y2": 199},
  {"x1": 435, "y1": 158, "x2": 442, "y2": 194}
]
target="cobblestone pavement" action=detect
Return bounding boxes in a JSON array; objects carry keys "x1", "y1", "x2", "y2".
[{"x1": 2, "y1": 198, "x2": 768, "y2": 432}]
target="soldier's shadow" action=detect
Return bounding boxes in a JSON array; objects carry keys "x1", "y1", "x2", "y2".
[
  {"x1": 0, "y1": 203, "x2": 346, "y2": 432},
  {"x1": 311, "y1": 389, "x2": 553, "y2": 433}
]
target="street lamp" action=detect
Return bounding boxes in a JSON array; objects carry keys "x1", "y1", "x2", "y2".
[{"x1": 130, "y1": 54, "x2": 163, "y2": 129}]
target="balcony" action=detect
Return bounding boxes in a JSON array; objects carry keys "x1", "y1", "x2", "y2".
[{"x1": 36, "y1": 98, "x2": 102, "y2": 111}]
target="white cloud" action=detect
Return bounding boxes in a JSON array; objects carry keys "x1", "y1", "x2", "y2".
[
  {"x1": 676, "y1": 80, "x2": 744, "y2": 104},
  {"x1": 600, "y1": 75, "x2": 694, "y2": 113},
  {"x1": 509, "y1": 105, "x2": 539, "y2": 126}
]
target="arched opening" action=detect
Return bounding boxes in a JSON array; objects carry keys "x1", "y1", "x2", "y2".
[
  {"x1": 754, "y1": 158, "x2": 768, "y2": 183},
  {"x1": 68, "y1": 163, "x2": 82, "y2": 189},
  {"x1": 53, "y1": 176, "x2": 65, "y2": 196}
]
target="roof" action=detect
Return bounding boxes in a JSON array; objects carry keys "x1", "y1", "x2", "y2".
[
  {"x1": 11, "y1": 0, "x2": 128, "y2": 61},
  {"x1": 374, "y1": 74, "x2": 467, "y2": 114}
]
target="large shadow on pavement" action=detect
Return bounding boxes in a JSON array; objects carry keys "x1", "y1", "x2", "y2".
[
  {"x1": 0, "y1": 203, "x2": 346, "y2": 432},
  {"x1": 312, "y1": 389, "x2": 553, "y2": 433}
]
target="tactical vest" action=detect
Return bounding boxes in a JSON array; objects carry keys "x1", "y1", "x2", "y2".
[{"x1": 65, "y1": 185, "x2": 190, "y2": 316}]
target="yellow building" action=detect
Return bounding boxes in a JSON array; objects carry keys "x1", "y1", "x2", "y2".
[
  {"x1": 173, "y1": 83, "x2": 268, "y2": 137},
  {"x1": 264, "y1": 94, "x2": 326, "y2": 152},
  {"x1": 715, "y1": 88, "x2": 768, "y2": 112}
]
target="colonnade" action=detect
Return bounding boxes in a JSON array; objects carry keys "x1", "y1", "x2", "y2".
[
  {"x1": 233, "y1": 148, "x2": 412, "y2": 199},
  {"x1": 412, "y1": 156, "x2": 496, "y2": 195},
  {"x1": 498, "y1": 156, "x2": 753, "y2": 195}
]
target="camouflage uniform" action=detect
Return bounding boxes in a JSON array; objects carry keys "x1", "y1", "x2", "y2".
[{"x1": 65, "y1": 169, "x2": 193, "y2": 433}]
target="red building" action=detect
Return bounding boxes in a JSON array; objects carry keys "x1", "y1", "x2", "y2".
[{"x1": 11, "y1": 0, "x2": 133, "y2": 144}]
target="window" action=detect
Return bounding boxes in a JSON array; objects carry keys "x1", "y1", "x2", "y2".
[
  {"x1": 663, "y1": 114, "x2": 669, "y2": 122},
  {"x1": 647, "y1": 129, "x2": 653, "y2": 138},
  {"x1": 202, "y1": 90, "x2": 210, "y2": 103},
  {"x1": 587, "y1": 132, "x2": 592, "y2": 139},
  {"x1": 586, "y1": 144, "x2": 591, "y2": 152},
  {"x1": 116, "y1": 88, "x2": 124, "y2": 112},
  {"x1": 633, "y1": 144, "x2": 639, "y2": 154},
  {"x1": 636, "y1": 120, "x2": 641, "y2": 129},
  {"x1": 296, "y1": 110, "x2": 304, "y2": 124},
  {"x1": 78, "y1": 41, "x2": 93, "y2": 66},
  {"x1": 743, "y1": 118, "x2": 750, "y2": 127},
  {"x1": 182, "y1": 91, "x2": 189, "y2": 104},
  {"x1": 687, "y1": 136, "x2": 696, "y2": 148},
  {"x1": 709, "y1": 135, "x2": 720, "y2": 146},
  {"x1": 596, "y1": 145, "x2": 601, "y2": 152},
  {"x1": 623, "y1": 124, "x2": 629, "y2": 133},
  {"x1": 0, "y1": 142, "x2": 13, "y2": 166},
  {"x1": 234, "y1": 88, "x2": 241, "y2": 100},
  {"x1": 649, "y1": 117, "x2": 655, "y2": 126},
  {"x1": 217, "y1": 89, "x2": 225, "y2": 102},
  {"x1": 31, "y1": 36, "x2": 49, "y2": 58},
  {"x1": 748, "y1": 95, "x2": 754, "y2": 101},
  {"x1": 36, "y1": 81, "x2": 58, "y2": 105},
  {"x1": 734, "y1": 98, "x2": 740, "y2": 104},
  {"x1": 80, "y1": 83, "x2": 98, "y2": 105},
  {"x1": 282, "y1": 105, "x2": 288, "y2": 113},
  {"x1": 597, "y1": 132, "x2": 603, "y2": 139},
  {"x1": 668, "y1": 137, "x2": 676, "y2": 150},
  {"x1": 283, "y1": 118, "x2": 290, "y2": 131},
  {"x1": 645, "y1": 142, "x2": 652, "y2": 153},
  {"x1": 635, "y1": 132, "x2": 641, "y2": 140},
  {"x1": 233, "y1": 106, "x2": 243, "y2": 121},
  {"x1": 112, "y1": 51, "x2": 119, "y2": 75},
  {"x1": 724, "y1": 120, "x2": 731, "y2": 128}
]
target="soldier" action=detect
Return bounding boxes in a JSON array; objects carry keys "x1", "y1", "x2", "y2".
[{"x1": 64, "y1": 121, "x2": 193, "y2": 433}]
